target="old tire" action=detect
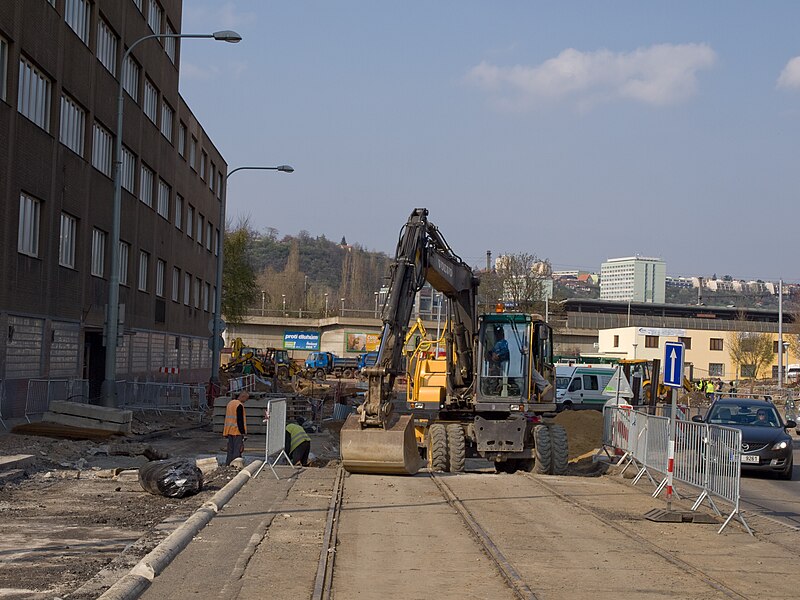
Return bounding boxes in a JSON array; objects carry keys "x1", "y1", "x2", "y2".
[
  {"x1": 533, "y1": 425, "x2": 552, "y2": 475},
  {"x1": 314, "y1": 368, "x2": 326, "y2": 381},
  {"x1": 446, "y1": 424, "x2": 466, "y2": 473},
  {"x1": 428, "y1": 424, "x2": 449, "y2": 472},
  {"x1": 549, "y1": 424, "x2": 569, "y2": 475}
]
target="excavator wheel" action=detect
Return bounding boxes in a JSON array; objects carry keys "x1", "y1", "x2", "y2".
[
  {"x1": 276, "y1": 365, "x2": 289, "y2": 379},
  {"x1": 533, "y1": 425, "x2": 552, "y2": 475},
  {"x1": 340, "y1": 413, "x2": 421, "y2": 475},
  {"x1": 548, "y1": 424, "x2": 569, "y2": 475},
  {"x1": 446, "y1": 424, "x2": 466, "y2": 473},
  {"x1": 428, "y1": 423, "x2": 449, "y2": 472}
]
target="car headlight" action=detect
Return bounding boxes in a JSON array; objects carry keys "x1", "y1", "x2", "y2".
[{"x1": 771, "y1": 440, "x2": 789, "y2": 451}]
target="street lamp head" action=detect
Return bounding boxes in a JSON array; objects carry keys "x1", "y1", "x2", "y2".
[
  {"x1": 213, "y1": 30, "x2": 242, "y2": 43},
  {"x1": 277, "y1": 165, "x2": 294, "y2": 173}
]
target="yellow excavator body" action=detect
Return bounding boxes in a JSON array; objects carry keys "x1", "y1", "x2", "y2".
[{"x1": 340, "y1": 413, "x2": 421, "y2": 475}]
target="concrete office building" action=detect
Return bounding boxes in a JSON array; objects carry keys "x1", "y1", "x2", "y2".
[
  {"x1": 0, "y1": 0, "x2": 226, "y2": 412},
  {"x1": 600, "y1": 256, "x2": 666, "y2": 303}
]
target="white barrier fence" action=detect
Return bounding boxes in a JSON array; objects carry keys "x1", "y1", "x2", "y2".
[
  {"x1": 603, "y1": 407, "x2": 749, "y2": 534},
  {"x1": 118, "y1": 381, "x2": 208, "y2": 414},
  {"x1": 25, "y1": 379, "x2": 89, "y2": 422},
  {"x1": 255, "y1": 398, "x2": 294, "y2": 480},
  {"x1": 229, "y1": 374, "x2": 256, "y2": 394}
]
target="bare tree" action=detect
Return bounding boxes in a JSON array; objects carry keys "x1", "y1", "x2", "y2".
[
  {"x1": 727, "y1": 331, "x2": 774, "y2": 382},
  {"x1": 486, "y1": 253, "x2": 551, "y2": 314}
]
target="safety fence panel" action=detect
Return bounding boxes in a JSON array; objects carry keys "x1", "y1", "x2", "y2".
[
  {"x1": 118, "y1": 381, "x2": 207, "y2": 414},
  {"x1": 256, "y1": 398, "x2": 294, "y2": 480},
  {"x1": 0, "y1": 380, "x2": 6, "y2": 430},
  {"x1": 25, "y1": 379, "x2": 68, "y2": 422},
  {"x1": 229, "y1": 374, "x2": 256, "y2": 394},
  {"x1": 603, "y1": 407, "x2": 748, "y2": 534}
]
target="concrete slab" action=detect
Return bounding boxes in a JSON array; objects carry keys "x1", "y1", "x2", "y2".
[
  {"x1": 48, "y1": 401, "x2": 132, "y2": 424},
  {"x1": 42, "y1": 412, "x2": 132, "y2": 434}
]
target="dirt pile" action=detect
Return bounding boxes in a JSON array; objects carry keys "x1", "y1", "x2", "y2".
[{"x1": 553, "y1": 410, "x2": 604, "y2": 460}]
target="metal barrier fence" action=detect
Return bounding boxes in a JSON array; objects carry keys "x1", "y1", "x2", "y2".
[
  {"x1": 24, "y1": 379, "x2": 89, "y2": 423},
  {"x1": 255, "y1": 398, "x2": 294, "y2": 480},
  {"x1": 229, "y1": 374, "x2": 256, "y2": 394},
  {"x1": 0, "y1": 380, "x2": 6, "y2": 430},
  {"x1": 603, "y1": 407, "x2": 748, "y2": 534},
  {"x1": 118, "y1": 381, "x2": 208, "y2": 414}
]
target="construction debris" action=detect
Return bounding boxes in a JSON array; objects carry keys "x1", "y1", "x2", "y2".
[{"x1": 42, "y1": 400, "x2": 133, "y2": 435}]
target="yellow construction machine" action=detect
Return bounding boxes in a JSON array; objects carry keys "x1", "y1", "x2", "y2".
[
  {"x1": 618, "y1": 358, "x2": 693, "y2": 405},
  {"x1": 221, "y1": 338, "x2": 299, "y2": 380},
  {"x1": 340, "y1": 208, "x2": 567, "y2": 476}
]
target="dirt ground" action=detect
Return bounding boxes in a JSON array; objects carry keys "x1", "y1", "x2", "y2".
[{"x1": 0, "y1": 405, "x2": 605, "y2": 599}]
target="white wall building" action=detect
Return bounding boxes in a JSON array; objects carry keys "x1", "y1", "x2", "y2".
[{"x1": 600, "y1": 257, "x2": 666, "y2": 303}]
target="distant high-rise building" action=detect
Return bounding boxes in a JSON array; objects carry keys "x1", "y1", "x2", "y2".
[{"x1": 600, "y1": 257, "x2": 666, "y2": 303}]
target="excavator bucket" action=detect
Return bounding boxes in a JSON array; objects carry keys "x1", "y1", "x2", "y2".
[{"x1": 340, "y1": 413, "x2": 421, "y2": 475}]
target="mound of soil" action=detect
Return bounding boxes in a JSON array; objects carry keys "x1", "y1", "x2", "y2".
[{"x1": 553, "y1": 410, "x2": 604, "y2": 460}]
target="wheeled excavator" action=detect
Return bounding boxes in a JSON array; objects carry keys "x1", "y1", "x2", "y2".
[{"x1": 340, "y1": 208, "x2": 568, "y2": 475}]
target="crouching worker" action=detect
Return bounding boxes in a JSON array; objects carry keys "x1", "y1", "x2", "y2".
[
  {"x1": 223, "y1": 391, "x2": 249, "y2": 466},
  {"x1": 285, "y1": 416, "x2": 311, "y2": 467}
]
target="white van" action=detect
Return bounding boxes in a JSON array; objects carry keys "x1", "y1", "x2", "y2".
[
  {"x1": 556, "y1": 365, "x2": 630, "y2": 410},
  {"x1": 787, "y1": 364, "x2": 800, "y2": 383}
]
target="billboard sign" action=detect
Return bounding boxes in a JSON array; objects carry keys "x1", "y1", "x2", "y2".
[
  {"x1": 346, "y1": 332, "x2": 381, "y2": 353},
  {"x1": 283, "y1": 331, "x2": 320, "y2": 351}
]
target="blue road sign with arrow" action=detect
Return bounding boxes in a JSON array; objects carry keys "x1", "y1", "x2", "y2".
[{"x1": 663, "y1": 341, "x2": 685, "y2": 388}]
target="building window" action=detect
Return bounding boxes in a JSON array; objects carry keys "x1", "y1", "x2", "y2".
[
  {"x1": 196, "y1": 214, "x2": 203, "y2": 245},
  {"x1": 160, "y1": 100, "x2": 173, "y2": 141},
  {"x1": 96, "y1": 18, "x2": 118, "y2": 76},
  {"x1": 210, "y1": 163, "x2": 216, "y2": 192},
  {"x1": 119, "y1": 241, "x2": 129, "y2": 285},
  {"x1": 175, "y1": 194, "x2": 183, "y2": 230},
  {"x1": 122, "y1": 55, "x2": 140, "y2": 101},
  {"x1": 156, "y1": 259, "x2": 165, "y2": 297},
  {"x1": 164, "y1": 21, "x2": 176, "y2": 63},
  {"x1": 183, "y1": 272, "x2": 191, "y2": 305},
  {"x1": 18, "y1": 56, "x2": 51, "y2": 131},
  {"x1": 613, "y1": 335, "x2": 619, "y2": 348},
  {"x1": 147, "y1": 0, "x2": 162, "y2": 33},
  {"x1": 710, "y1": 338, "x2": 724, "y2": 351},
  {"x1": 143, "y1": 78, "x2": 158, "y2": 123},
  {"x1": 121, "y1": 145, "x2": 136, "y2": 192},
  {"x1": 206, "y1": 222, "x2": 212, "y2": 251},
  {"x1": 217, "y1": 171, "x2": 223, "y2": 199},
  {"x1": 645, "y1": 335, "x2": 658, "y2": 349},
  {"x1": 138, "y1": 251, "x2": 149, "y2": 291},
  {"x1": 157, "y1": 179, "x2": 170, "y2": 219},
  {"x1": 709, "y1": 363, "x2": 725, "y2": 377},
  {"x1": 773, "y1": 340, "x2": 781, "y2": 353},
  {"x1": 0, "y1": 36, "x2": 8, "y2": 102},
  {"x1": 91, "y1": 228, "x2": 106, "y2": 277},
  {"x1": 203, "y1": 282, "x2": 210, "y2": 311},
  {"x1": 171, "y1": 267, "x2": 179, "y2": 302},
  {"x1": 189, "y1": 136, "x2": 197, "y2": 169},
  {"x1": 133, "y1": 0, "x2": 142, "y2": 12},
  {"x1": 740, "y1": 364, "x2": 755, "y2": 378},
  {"x1": 199, "y1": 150, "x2": 207, "y2": 180},
  {"x1": 187, "y1": 204, "x2": 194, "y2": 239},
  {"x1": 59, "y1": 94, "x2": 85, "y2": 155},
  {"x1": 178, "y1": 122, "x2": 186, "y2": 156},
  {"x1": 18, "y1": 193, "x2": 41, "y2": 257},
  {"x1": 194, "y1": 277, "x2": 200, "y2": 308},
  {"x1": 139, "y1": 163, "x2": 154, "y2": 207},
  {"x1": 65, "y1": 0, "x2": 90, "y2": 44},
  {"x1": 59, "y1": 213, "x2": 76, "y2": 268},
  {"x1": 678, "y1": 337, "x2": 692, "y2": 350},
  {"x1": 214, "y1": 228, "x2": 219, "y2": 256},
  {"x1": 92, "y1": 122, "x2": 113, "y2": 176}
]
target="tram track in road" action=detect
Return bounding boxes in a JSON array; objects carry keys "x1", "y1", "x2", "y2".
[
  {"x1": 432, "y1": 474, "x2": 539, "y2": 600},
  {"x1": 523, "y1": 473, "x2": 753, "y2": 600},
  {"x1": 312, "y1": 466, "x2": 345, "y2": 600}
]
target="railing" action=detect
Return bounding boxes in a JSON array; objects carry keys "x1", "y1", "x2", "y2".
[
  {"x1": 228, "y1": 374, "x2": 256, "y2": 394},
  {"x1": 603, "y1": 406, "x2": 748, "y2": 534},
  {"x1": 24, "y1": 379, "x2": 89, "y2": 423},
  {"x1": 117, "y1": 381, "x2": 208, "y2": 414},
  {"x1": 0, "y1": 380, "x2": 6, "y2": 430}
]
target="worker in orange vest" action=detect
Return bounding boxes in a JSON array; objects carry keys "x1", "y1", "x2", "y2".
[{"x1": 223, "y1": 391, "x2": 249, "y2": 465}]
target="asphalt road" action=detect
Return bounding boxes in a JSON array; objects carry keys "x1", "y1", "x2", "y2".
[{"x1": 738, "y1": 436, "x2": 800, "y2": 529}]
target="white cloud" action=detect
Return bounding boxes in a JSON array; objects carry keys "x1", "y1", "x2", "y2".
[
  {"x1": 182, "y1": 2, "x2": 256, "y2": 30},
  {"x1": 466, "y1": 43, "x2": 717, "y2": 111},
  {"x1": 777, "y1": 56, "x2": 800, "y2": 90}
]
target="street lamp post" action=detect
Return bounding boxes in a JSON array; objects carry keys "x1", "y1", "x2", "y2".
[
  {"x1": 340, "y1": 298, "x2": 345, "y2": 317},
  {"x1": 209, "y1": 165, "x2": 294, "y2": 393},
  {"x1": 261, "y1": 290, "x2": 265, "y2": 316},
  {"x1": 324, "y1": 293, "x2": 329, "y2": 317},
  {"x1": 282, "y1": 294, "x2": 286, "y2": 315},
  {"x1": 374, "y1": 291, "x2": 379, "y2": 318},
  {"x1": 102, "y1": 29, "x2": 242, "y2": 408}
]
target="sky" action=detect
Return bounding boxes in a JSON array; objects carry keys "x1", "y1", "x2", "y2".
[{"x1": 177, "y1": 1, "x2": 800, "y2": 283}]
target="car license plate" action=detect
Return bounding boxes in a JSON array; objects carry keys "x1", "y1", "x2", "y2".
[{"x1": 740, "y1": 455, "x2": 759, "y2": 464}]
